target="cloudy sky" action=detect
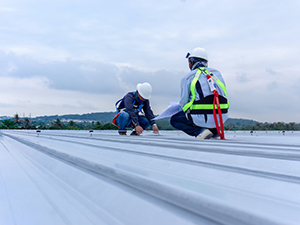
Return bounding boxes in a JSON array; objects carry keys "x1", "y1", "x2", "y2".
[{"x1": 1, "y1": 0, "x2": 300, "y2": 122}]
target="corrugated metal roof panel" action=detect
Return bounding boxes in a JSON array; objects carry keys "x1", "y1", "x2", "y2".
[{"x1": 1, "y1": 130, "x2": 300, "y2": 225}]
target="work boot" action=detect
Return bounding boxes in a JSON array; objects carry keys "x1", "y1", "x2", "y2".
[
  {"x1": 209, "y1": 128, "x2": 220, "y2": 139},
  {"x1": 196, "y1": 129, "x2": 213, "y2": 140},
  {"x1": 119, "y1": 131, "x2": 126, "y2": 135},
  {"x1": 130, "y1": 128, "x2": 140, "y2": 136},
  {"x1": 211, "y1": 134, "x2": 221, "y2": 139}
]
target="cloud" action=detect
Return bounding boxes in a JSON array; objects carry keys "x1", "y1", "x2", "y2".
[
  {"x1": 0, "y1": 50, "x2": 182, "y2": 96},
  {"x1": 235, "y1": 71, "x2": 250, "y2": 83},
  {"x1": 1, "y1": 0, "x2": 300, "y2": 122},
  {"x1": 0, "y1": 76, "x2": 114, "y2": 117},
  {"x1": 266, "y1": 81, "x2": 279, "y2": 91},
  {"x1": 0, "y1": 50, "x2": 181, "y2": 116},
  {"x1": 266, "y1": 68, "x2": 280, "y2": 76},
  {"x1": 0, "y1": 7, "x2": 15, "y2": 12}
]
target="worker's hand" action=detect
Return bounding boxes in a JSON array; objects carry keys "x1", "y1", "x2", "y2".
[
  {"x1": 135, "y1": 125, "x2": 144, "y2": 135},
  {"x1": 152, "y1": 124, "x2": 159, "y2": 134}
]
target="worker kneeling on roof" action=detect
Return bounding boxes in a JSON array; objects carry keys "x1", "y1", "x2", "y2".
[
  {"x1": 113, "y1": 82, "x2": 159, "y2": 136},
  {"x1": 170, "y1": 47, "x2": 229, "y2": 139}
]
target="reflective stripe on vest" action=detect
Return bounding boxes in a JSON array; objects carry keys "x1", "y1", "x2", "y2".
[
  {"x1": 191, "y1": 103, "x2": 229, "y2": 110},
  {"x1": 183, "y1": 68, "x2": 229, "y2": 112},
  {"x1": 182, "y1": 69, "x2": 201, "y2": 112}
]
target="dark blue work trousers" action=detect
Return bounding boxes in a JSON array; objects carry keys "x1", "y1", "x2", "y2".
[
  {"x1": 116, "y1": 112, "x2": 150, "y2": 134},
  {"x1": 170, "y1": 111, "x2": 218, "y2": 137}
]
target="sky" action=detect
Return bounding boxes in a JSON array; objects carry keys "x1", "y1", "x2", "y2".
[{"x1": 1, "y1": 0, "x2": 300, "y2": 123}]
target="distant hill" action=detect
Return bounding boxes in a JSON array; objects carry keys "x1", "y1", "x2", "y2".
[
  {"x1": 32, "y1": 112, "x2": 259, "y2": 129},
  {"x1": 32, "y1": 112, "x2": 116, "y2": 123},
  {"x1": 224, "y1": 118, "x2": 258, "y2": 129}
]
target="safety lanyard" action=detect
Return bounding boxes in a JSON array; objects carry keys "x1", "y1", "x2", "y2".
[{"x1": 205, "y1": 73, "x2": 225, "y2": 140}]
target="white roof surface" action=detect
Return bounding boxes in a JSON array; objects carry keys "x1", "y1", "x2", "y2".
[{"x1": 1, "y1": 130, "x2": 300, "y2": 225}]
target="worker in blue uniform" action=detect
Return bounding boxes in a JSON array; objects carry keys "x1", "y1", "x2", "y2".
[{"x1": 114, "y1": 82, "x2": 159, "y2": 135}]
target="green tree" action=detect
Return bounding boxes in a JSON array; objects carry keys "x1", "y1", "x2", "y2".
[
  {"x1": 31, "y1": 121, "x2": 47, "y2": 129},
  {"x1": 14, "y1": 114, "x2": 22, "y2": 126},
  {"x1": 93, "y1": 121, "x2": 102, "y2": 130},
  {"x1": 67, "y1": 120, "x2": 80, "y2": 130},
  {"x1": 288, "y1": 122, "x2": 296, "y2": 130},
  {"x1": 24, "y1": 118, "x2": 31, "y2": 129},
  {"x1": 50, "y1": 118, "x2": 65, "y2": 129},
  {"x1": 100, "y1": 123, "x2": 118, "y2": 130},
  {"x1": 1, "y1": 119, "x2": 17, "y2": 129},
  {"x1": 68, "y1": 120, "x2": 75, "y2": 127}
]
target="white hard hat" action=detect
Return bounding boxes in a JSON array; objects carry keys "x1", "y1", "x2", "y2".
[
  {"x1": 186, "y1": 47, "x2": 208, "y2": 61},
  {"x1": 137, "y1": 82, "x2": 152, "y2": 99}
]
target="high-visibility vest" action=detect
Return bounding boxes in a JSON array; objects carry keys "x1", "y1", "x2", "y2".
[{"x1": 183, "y1": 67, "x2": 229, "y2": 114}]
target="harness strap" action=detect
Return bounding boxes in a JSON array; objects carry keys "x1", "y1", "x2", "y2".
[
  {"x1": 115, "y1": 99, "x2": 122, "y2": 113},
  {"x1": 204, "y1": 69, "x2": 227, "y2": 98},
  {"x1": 112, "y1": 99, "x2": 123, "y2": 127},
  {"x1": 206, "y1": 74, "x2": 225, "y2": 140},
  {"x1": 182, "y1": 69, "x2": 201, "y2": 112},
  {"x1": 183, "y1": 68, "x2": 228, "y2": 112},
  {"x1": 212, "y1": 92, "x2": 225, "y2": 139},
  {"x1": 113, "y1": 92, "x2": 144, "y2": 127}
]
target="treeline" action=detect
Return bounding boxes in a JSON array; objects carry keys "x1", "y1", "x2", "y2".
[
  {"x1": 0, "y1": 113, "x2": 175, "y2": 131},
  {"x1": 0, "y1": 115, "x2": 118, "y2": 130},
  {"x1": 224, "y1": 122, "x2": 300, "y2": 131},
  {"x1": 1, "y1": 114, "x2": 299, "y2": 131},
  {"x1": 33, "y1": 112, "x2": 116, "y2": 124},
  {"x1": 0, "y1": 117, "x2": 171, "y2": 130}
]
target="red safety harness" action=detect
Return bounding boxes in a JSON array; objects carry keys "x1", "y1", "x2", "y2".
[
  {"x1": 112, "y1": 92, "x2": 144, "y2": 128},
  {"x1": 205, "y1": 74, "x2": 225, "y2": 140},
  {"x1": 112, "y1": 98, "x2": 122, "y2": 127}
]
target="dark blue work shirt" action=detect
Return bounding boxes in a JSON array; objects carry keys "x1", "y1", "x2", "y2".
[{"x1": 117, "y1": 92, "x2": 156, "y2": 126}]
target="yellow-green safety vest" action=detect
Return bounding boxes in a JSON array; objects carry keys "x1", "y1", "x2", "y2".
[{"x1": 183, "y1": 67, "x2": 229, "y2": 113}]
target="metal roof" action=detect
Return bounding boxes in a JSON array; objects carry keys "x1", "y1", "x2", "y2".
[{"x1": 1, "y1": 130, "x2": 300, "y2": 225}]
